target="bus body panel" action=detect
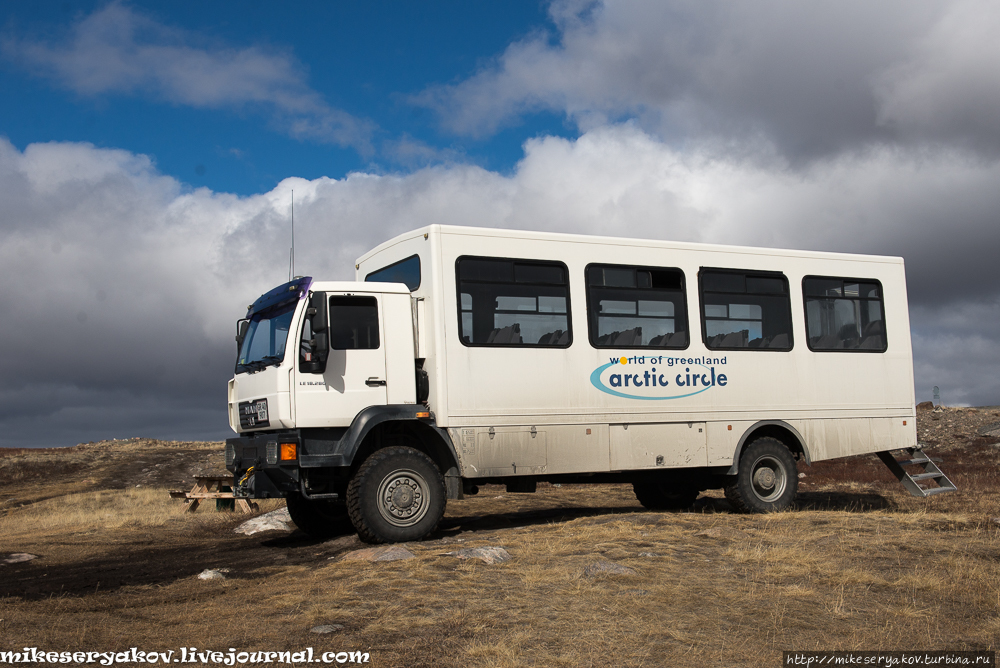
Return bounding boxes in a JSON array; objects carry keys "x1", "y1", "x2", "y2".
[{"x1": 356, "y1": 225, "x2": 916, "y2": 477}]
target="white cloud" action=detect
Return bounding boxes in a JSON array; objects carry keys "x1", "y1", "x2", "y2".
[
  {"x1": 2, "y1": 3, "x2": 375, "y2": 152},
  {"x1": 2, "y1": 127, "x2": 999, "y2": 444},
  {"x1": 415, "y1": 0, "x2": 1000, "y2": 159}
]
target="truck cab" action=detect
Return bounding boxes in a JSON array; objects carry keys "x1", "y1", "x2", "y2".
[{"x1": 226, "y1": 277, "x2": 456, "y2": 544}]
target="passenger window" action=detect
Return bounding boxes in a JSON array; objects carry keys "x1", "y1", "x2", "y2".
[
  {"x1": 456, "y1": 257, "x2": 571, "y2": 346},
  {"x1": 328, "y1": 296, "x2": 380, "y2": 350},
  {"x1": 804, "y1": 277, "x2": 886, "y2": 352},
  {"x1": 365, "y1": 255, "x2": 420, "y2": 291},
  {"x1": 700, "y1": 269, "x2": 792, "y2": 350},
  {"x1": 586, "y1": 264, "x2": 688, "y2": 348}
]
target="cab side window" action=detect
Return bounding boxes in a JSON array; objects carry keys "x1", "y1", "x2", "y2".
[{"x1": 328, "y1": 296, "x2": 380, "y2": 350}]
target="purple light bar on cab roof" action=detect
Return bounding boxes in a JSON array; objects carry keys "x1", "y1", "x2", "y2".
[{"x1": 247, "y1": 276, "x2": 312, "y2": 317}]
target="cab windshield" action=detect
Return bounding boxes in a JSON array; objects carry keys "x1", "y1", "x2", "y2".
[{"x1": 236, "y1": 301, "x2": 297, "y2": 374}]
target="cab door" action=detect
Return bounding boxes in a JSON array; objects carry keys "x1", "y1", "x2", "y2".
[{"x1": 295, "y1": 293, "x2": 387, "y2": 427}]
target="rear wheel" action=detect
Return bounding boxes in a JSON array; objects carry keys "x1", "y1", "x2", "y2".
[
  {"x1": 633, "y1": 480, "x2": 699, "y2": 510},
  {"x1": 285, "y1": 493, "x2": 352, "y2": 538},
  {"x1": 347, "y1": 446, "x2": 446, "y2": 544},
  {"x1": 724, "y1": 437, "x2": 798, "y2": 513}
]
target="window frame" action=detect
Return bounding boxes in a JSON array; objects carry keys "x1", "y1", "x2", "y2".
[
  {"x1": 584, "y1": 262, "x2": 690, "y2": 350},
  {"x1": 455, "y1": 255, "x2": 573, "y2": 348},
  {"x1": 365, "y1": 254, "x2": 421, "y2": 291},
  {"x1": 698, "y1": 267, "x2": 794, "y2": 352},
  {"x1": 327, "y1": 295, "x2": 381, "y2": 351},
  {"x1": 802, "y1": 275, "x2": 888, "y2": 353}
]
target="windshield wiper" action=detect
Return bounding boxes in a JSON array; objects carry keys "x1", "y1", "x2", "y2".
[{"x1": 239, "y1": 355, "x2": 284, "y2": 374}]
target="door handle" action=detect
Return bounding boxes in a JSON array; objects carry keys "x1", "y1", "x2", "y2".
[{"x1": 366, "y1": 377, "x2": 387, "y2": 387}]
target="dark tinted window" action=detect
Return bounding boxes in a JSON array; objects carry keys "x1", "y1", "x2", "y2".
[
  {"x1": 457, "y1": 257, "x2": 571, "y2": 347},
  {"x1": 804, "y1": 277, "x2": 886, "y2": 352},
  {"x1": 700, "y1": 269, "x2": 793, "y2": 350},
  {"x1": 365, "y1": 255, "x2": 420, "y2": 291},
  {"x1": 329, "y1": 296, "x2": 380, "y2": 350},
  {"x1": 586, "y1": 264, "x2": 688, "y2": 348}
]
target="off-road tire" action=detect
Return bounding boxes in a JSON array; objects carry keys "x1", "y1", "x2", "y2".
[
  {"x1": 724, "y1": 437, "x2": 798, "y2": 513},
  {"x1": 285, "y1": 493, "x2": 352, "y2": 538},
  {"x1": 632, "y1": 481, "x2": 699, "y2": 510},
  {"x1": 347, "y1": 446, "x2": 446, "y2": 544}
]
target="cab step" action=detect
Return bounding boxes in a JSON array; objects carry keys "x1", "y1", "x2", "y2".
[{"x1": 876, "y1": 446, "x2": 957, "y2": 497}]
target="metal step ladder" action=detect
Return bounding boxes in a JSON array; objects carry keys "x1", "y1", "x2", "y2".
[{"x1": 876, "y1": 446, "x2": 957, "y2": 497}]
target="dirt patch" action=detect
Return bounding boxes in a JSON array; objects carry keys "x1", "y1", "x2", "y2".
[{"x1": 1, "y1": 410, "x2": 998, "y2": 666}]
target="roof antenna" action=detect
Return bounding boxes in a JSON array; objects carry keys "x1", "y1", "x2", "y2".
[{"x1": 288, "y1": 189, "x2": 295, "y2": 282}]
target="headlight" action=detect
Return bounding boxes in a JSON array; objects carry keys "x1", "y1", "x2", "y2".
[
  {"x1": 266, "y1": 441, "x2": 278, "y2": 464},
  {"x1": 225, "y1": 443, "x2": 235, "y2": 467}
]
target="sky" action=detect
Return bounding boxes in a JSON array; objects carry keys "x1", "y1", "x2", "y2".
[{"x1": 1, "y1": 0, "x2": 999, "y2": 447}]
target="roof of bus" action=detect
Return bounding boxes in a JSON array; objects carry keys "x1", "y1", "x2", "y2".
[{"x1": 356, "y1": 224, "x2": 903, "y2": 266}]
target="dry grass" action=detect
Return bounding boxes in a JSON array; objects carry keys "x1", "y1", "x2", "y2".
[
  {"x1": 1, "y1": 488, "x2": 182, "y2": 535},
  {"x1": 1, "y1": 413, "x2": 999, "y2": 666}
]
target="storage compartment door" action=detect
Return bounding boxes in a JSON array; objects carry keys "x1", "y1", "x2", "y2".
[{"x1": 610, "y1": 422, "x2": 708, "y2": 470}]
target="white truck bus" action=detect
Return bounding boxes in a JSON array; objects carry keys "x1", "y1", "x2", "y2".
[{"x1": 225, "y1": 225, "x2": 954, "y2": 543}]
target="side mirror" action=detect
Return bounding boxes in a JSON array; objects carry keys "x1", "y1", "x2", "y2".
[
  {"x1": 300, "y1": 292, "x2": 329, "y2": 374},
  {"x1": 235, "y1": 319, "x2": 249, "y2": 356}
]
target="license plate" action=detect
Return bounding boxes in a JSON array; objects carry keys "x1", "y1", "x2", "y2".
[{"x1": 239, "y1": 398, "x2": 270, "y2": 429}]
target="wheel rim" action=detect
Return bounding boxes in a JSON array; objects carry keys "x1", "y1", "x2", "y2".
[
  {"x1": 376, "y1": 468, "x2": 430, "y2": 528},
  {"x1": 749, "y1": 454, "x2": 787, "y2": 503}
]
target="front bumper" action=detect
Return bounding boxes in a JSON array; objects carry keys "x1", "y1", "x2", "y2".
[{"x1": 225, "y1": 430, "x2": 302, "y2": 499}]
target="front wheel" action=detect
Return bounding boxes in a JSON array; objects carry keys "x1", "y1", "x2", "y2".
[
  {"x1": 724, "y1": 437, "x2": 798, "y2": 513},
  {"x1": 347, "y1": 446, "x2": 446, "y2": 544},
  {"x1": 286, "y1": 493, "x2": 352, "y2": 538}
]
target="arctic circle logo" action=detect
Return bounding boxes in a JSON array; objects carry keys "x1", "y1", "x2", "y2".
[{"x1": 590, "y1": 355, "x2": 729, "y2": 401}]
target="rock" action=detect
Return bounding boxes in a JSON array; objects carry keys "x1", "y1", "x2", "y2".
[
  {"x1": 977, "y1": 422, "x2": 1000, "y2": 438},
  {"x1": 340, "y1": 545, "x2": 415, "y2": 562},
  {"x1": 233, "y1": 507, "x2": 292, "y2": 535},
  {"x1": 638, "y1": 552, "x2": 658, "y2": 558},
  {"x1": 916, "y1": 401, "x2": 934, "y2": 411},
  {"x1": 3, "y1": 553, "x2": 38, "y2": 564},
  {"x1": 322, "y1": 535, "x2": 363, "y2": 551},
  {"x1": 441, "y1": 546, "x2": 512, "y2": 564},
  {"x1": 310, "y1": 624, "x2": 344, "y2": 634},
  {"x1": 798, "y1": 472, "x2": 806, "y2": 478},
  {"x1": 582, "y1": 561, "x2": 637, "y2": 577},
  {"x1": 198, "y1": 569, "x2": 228, "y2": 580}
]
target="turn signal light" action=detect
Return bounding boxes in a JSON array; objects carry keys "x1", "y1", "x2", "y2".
[
  {"x1": 416, "y1": 411, "x2": 431, "y2": 419},
  {"x1": 280, "y1": 443, "x2": 297, "y2": 460}
]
